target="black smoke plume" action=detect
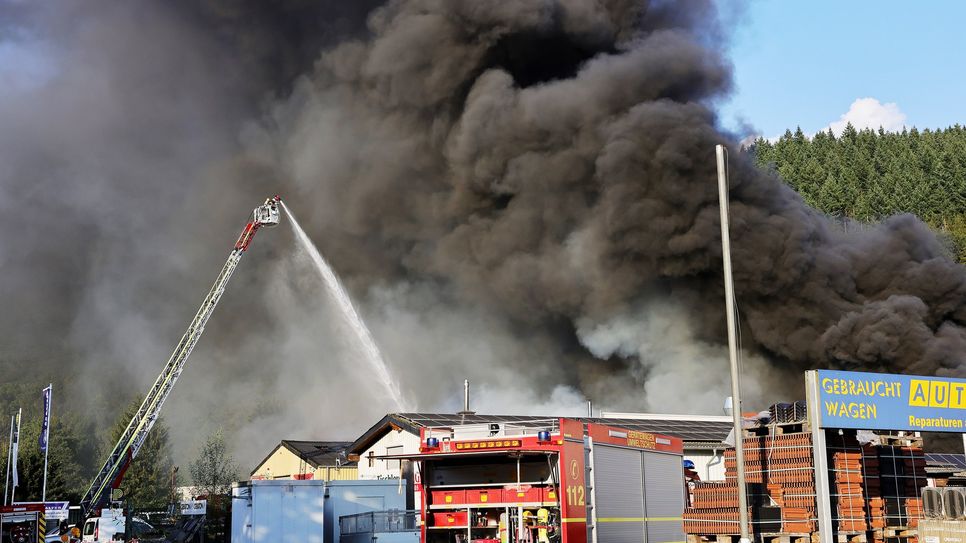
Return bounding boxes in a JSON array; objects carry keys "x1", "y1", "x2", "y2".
[{"x1": 2, "y1": 0, "x2": 963, "y2": 465}]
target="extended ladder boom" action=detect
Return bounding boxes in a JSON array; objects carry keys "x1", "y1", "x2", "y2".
[{"x1": 80, "y1": 196, "x2": 281, "y2": 517}]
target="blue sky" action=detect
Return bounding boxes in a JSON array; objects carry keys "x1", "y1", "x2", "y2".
[{"x1": 718, "y1": 0, "x2": 966, "y2": 139}]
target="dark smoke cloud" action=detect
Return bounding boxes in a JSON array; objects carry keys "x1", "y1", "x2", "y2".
[
  {"x1": 3, "y1": 0, "x2": 965, "y2": 468},
  {"x1": 251, "y1": 0, "x2": 965, "y2": 386}
]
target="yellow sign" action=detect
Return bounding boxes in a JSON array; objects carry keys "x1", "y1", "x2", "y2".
[
  {"x1": 627, "y1": 431, "x2": 656, "y2": 449},
  {"x1": 817, "y1": 370, "x2": 966, "y2": 432}
]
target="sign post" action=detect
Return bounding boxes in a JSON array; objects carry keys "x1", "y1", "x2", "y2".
[
  {"x1": 40, "y1": 385, "x2": 52, "y2": 502},
  {"x1": 806, "y1": 371, "x2": 833, "y2": 543}
]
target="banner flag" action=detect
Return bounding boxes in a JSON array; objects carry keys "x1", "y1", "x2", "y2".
[
  {"x1": 39, "y1": 385, "x2": 51, "y2": 452},
  {"x1": 11, "y1": 410, "x2": 20, "y2": 488}
]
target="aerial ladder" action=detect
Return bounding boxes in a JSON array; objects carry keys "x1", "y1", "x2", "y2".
[{"x1": 79, "y1": 195, "x2": 282, "y2": 519}]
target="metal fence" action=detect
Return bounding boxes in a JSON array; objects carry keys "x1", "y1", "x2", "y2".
[{"x1": 340, "y1": 510, "x2": 419, "y2": 535}]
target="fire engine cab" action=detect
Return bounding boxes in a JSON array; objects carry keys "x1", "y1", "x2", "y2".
[{"x1": 396, "y1": 417, "x2": 686, "y2": 543}]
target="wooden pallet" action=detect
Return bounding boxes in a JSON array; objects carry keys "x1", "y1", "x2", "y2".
[
  {"x1": 881, "y1": 527, "x2": 916, "y2": 538},
  {"x1": 687, "y1": 532, "x2": 821, "y2": 543},
  {"x1": 835, "y1": 531, "x2": 868, "y2": 543},
  {"x1": 761, "y1": 532, "x2": 818, "y2": 543},
  {"x1": 745, "y1": 422, "x2": 812, "y2": 437},
  {"x1": 687, "y1": 534, "x2": 742, "y2": 543},
  {"x1": 874, "y1": 434, "x2": 923, "y2": 448}
]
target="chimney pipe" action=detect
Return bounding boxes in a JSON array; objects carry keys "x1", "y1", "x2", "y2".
[
  {"x1": 459, "y1": 379, "x2": 475, "y2": 415},
  {"x1": 587, "y1": 400, "x2": 594, "y2": 418}
]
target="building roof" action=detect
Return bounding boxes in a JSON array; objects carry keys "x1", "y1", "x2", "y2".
[
  {"x1": 252, "y1": 440, "x2": 355, "y2": 475},
  {"x1": 348, "y1": 413, "x2": 733, "y2": 455},
  {"x1": 926, "y1": 453, "x2": 966, "y2": 472}
]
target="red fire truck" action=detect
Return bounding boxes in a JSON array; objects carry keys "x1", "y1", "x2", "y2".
[{"x1": 404, "y1": 417, "x2": 686, "y2": 543}]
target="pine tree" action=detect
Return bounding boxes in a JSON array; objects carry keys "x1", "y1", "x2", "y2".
[
  {"x1": 743, "y1": 123, "x2": 966, "y2": 262},
  {"x1": 7, "y1": 416, "x2": 88, "y2": 503}
]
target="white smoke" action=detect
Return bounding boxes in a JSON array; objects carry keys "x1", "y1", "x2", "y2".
[{"x1": 577, "y1": 299, "x2": 786, "y2": 414}]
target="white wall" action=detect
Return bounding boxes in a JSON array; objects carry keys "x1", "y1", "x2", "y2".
[
  {"x1": 357, "y1": 430, "x2": 421, "y2": 480},
  {"x1": 685, "y1": 449, "x2": 726, "y2": 481}
]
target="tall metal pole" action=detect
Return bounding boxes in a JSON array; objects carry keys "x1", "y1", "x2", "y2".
[
  {"x1": 11, "y1": 408, "x2": 20, "y2": 505},
  {"x1": 42, "y1": 383, "x2": 52, "y2": 502},
  {"x1": 716, "y1": 144, "x2": 750, "y2": 543},
  {"x1": 3, "y1": 415, "x2": 12, "y2": 506},
  {"x1": 806, "y1": 371, "x2": 833, "y2": 543}
]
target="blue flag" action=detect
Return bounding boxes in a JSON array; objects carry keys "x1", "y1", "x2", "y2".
[
  {"x1": 39, "y1": 385, "x2": 51, "y2": 452},
  {"x1": 11, "y1": 410, "x2": 20, "y2": 488}
]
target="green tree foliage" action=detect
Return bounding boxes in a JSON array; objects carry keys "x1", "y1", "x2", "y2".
[
  {"x1": 107, "y1": 398, "x2": 175, "y2": 509},
  {"x1": 0, "y1": 372, "x2": 100, "y2": 503},
  {"x1": 190, "y1": 430, "x2": 238, "y2": 541},
  {"x1": 189, "y1": 429, "x2": 237, "y2": 498},
  {"x1": 749, "y1": 124, "x2": 966, "y2": 260},
  {"x1": 2, "y1": 415, "x2": 93, "y2": 503}
]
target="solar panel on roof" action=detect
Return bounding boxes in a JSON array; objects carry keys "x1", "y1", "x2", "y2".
[
  {"x1": 926, "y1": 453, "x2": 966, "y2": 470},
  {"x1": 397, "y1": 412, "x2": 733, "y2": 442}
]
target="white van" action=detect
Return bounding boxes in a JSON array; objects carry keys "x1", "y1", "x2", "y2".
[
  {"x1": 82, "y1": 511, "x2": 153, "y2": 542},
  {"x1": 81, "y1": 513, "x2": 124, "y2": 541}
]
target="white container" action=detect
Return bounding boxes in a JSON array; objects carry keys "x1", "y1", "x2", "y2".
[
  {"x1": 231, "y1": 478, "x2": 407, "y2": 543},
  {"x1": 232, "y1": 480, "x2": 326, "y2": 543}
]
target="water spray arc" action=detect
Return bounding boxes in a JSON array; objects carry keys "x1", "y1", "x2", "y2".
[{"x1": 282, "y1": 202, "x2": 409, "y2": 411}]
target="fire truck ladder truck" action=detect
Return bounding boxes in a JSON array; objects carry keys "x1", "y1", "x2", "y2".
[{"x1": 79, "y1": 195, "x2": 282, "y2": 518}]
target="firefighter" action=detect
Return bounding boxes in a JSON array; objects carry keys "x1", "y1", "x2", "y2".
[
  {"x1": 536, "y1": 508, "x2": 551, "y2": 543},
  {"x1": 498, "y1": 512, "x2": 509, "y2": 543},
  {"x1": 683, "y1": 459, "x2": 701, "y2": 507},
  {"x1": 522, "y1": 510, "x2": 534, "y2": 542}
]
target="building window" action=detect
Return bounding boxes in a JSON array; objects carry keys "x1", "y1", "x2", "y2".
[
  {"x1": 368, "y1": 451, "x2": 376, "y2": 468},
  {"x1": 386, "y1": 446, "x2": 403, "y2": 471}
]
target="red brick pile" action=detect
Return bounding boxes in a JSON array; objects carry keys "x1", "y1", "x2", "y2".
[
  {"x1": 870, "y1": 444, "x2": 927, "y2": 541},
  {"x1": 684, "y1": 432, "x2": 817, "y2": 535},
  {"x1": 684, "y1": 429, "x2": 928, "y2": 541}
]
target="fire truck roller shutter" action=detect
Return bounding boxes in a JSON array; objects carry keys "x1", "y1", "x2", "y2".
[
  {"x1": 643, "y1": 451, "x2": 686, "y2": 543},
  {"x1": 593, "y1": 444, "x2": 646, "y2": 543}
]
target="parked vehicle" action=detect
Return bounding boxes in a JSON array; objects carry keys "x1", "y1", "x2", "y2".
[{"x1": 81, "y1": 511, "x2": 153, "y2": 542}]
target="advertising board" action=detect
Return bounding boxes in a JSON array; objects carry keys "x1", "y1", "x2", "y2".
[
  {"x1": 180, "y1": 500, "x2": 207, "y2": 516},
  {"x1": 815, "y1": 369, "x2": 966, "y2": 432}
]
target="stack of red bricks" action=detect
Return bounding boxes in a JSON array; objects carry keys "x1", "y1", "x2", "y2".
[
  {"x1": 726, "y1": 433, "x2": 817, "y2": 533},
  {"x1": 684, "y1": 432, "x2": 817, "y2": 536},
  {"x1": 861, "y1": 445, "x2": 886, "y2": 531},
  {"x1": 684, "y1": 423, "x2": 928, "y2": 542},
  {"x1": 830, "y1": 448, "x2": 868, "y2": 532},
  {"x1": 683, "y1": 481, "x2": 774, "y2": 534},
  {"x1": 683, "y1": 490, "x2": 753, "y2": 535},
  {"x1": 869, "y1": 443, "x2": 927, "y2": 542}
]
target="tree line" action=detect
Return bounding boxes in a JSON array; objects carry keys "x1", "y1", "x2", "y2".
[
  {"x1": 1, "y1": 373, "x2": 236, "y2": 511},
  {"x1": 747, "y1": 123, "x2": 966, "y2": 261}
]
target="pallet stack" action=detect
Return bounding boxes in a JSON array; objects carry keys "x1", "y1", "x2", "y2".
[
  {"x1": 685, "y1": 409, "x2": 929, "y2": 543},
  {"x1": 871, "y1": 441, "x2": 927, "y2": 543},
  {"x1": 827, "y1": 436, "x2": 869, "y2": 534},
  {"x1": 726, "y1": 432, "x2": 818, "y2": 534},
  {"x1": 683, "y1": 481, "x2": 777, "y2": 535},
  {"x1": 684, "y1": 431, "x2": 818, "y2": 538}
]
